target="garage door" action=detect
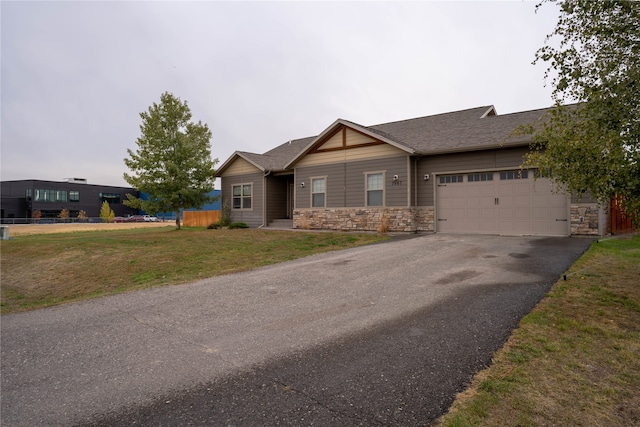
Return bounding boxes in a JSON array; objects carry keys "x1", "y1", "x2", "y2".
[{"x1": 436, "y1": 170, "x2": 568, "y2": 235}]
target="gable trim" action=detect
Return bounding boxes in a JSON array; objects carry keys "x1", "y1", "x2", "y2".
[
  {"x1": 284, "y1": 119, "x2": 414, "y2": 169},
  {"x1": 310, "y1": 125, "x2": 386, "y2": 154}
]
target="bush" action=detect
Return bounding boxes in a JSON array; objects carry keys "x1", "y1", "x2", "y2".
[
  {"x1": 207, "y1": 222, "x2": 222, "y2": 229},
  {"x1": 228, "y1": 222, "x2": 249, "y2": 229},
  {"x1": 220, "y1": 199, "x2": 232, "y2": 227}
]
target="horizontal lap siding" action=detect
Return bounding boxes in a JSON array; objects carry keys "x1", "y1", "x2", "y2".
[
  {"x1": 418, "y1": 147, "x2": 529, "y2": 206},
  {"x1": 296, "y1": 156, "x2": 408, "y2": 208},
  {"x1": 222, "y1": 173, "x2": 264, "y2": 227}
]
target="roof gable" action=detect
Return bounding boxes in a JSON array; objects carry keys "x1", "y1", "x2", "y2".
[{"x1": 284, "y1": 119, "x2": 414, "y2": 169}]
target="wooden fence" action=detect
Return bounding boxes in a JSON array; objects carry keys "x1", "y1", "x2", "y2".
[
  {"x1": 610, "y1": 196, "x2": 637, "y2": 235},
  {"x1": 182, "y1": 210, "x2": 221, "y2": 227}
]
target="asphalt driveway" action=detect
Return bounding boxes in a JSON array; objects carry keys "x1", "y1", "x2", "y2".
[{"x1": 0, "y1": 234, "x2": 593, "y2": 426}]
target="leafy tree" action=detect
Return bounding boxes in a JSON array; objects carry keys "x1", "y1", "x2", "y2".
[
  {"x1": 524, "y1": 0, "x2": 640, "y2": 222},
  {"x1": 100, "y1": 201, "x2": 115, "y2": 223},
  {"x1": 77, "y1": 210, "x2": 88, "y2": 222},
  {"x1": 123, "y1": 92, "x2": 218, "y2": 230}
]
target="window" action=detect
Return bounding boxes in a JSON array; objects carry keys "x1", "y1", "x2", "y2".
[
  {"x1": 69, "y1": 191, "x2": 80, "y2": 202},
  {"x1": 33, "y1": 189, "x2": 68, "y2": 202},
  {"x1": 439, "y1": 175, "x2": 464, "y2": 184},
  {"x1": 311, "y1": 177, "x2": 326, "y2": 208},
  {"x1": 99, "y1": 193, "x2": 121, "y2": 204},
  {"x1": 499, "y1": 170, "x2": 529, "y2": 180},
  {"x1": 25, "y1": 189, "x2": 32, "y2": 201},
  {"x1": 232, "y1": 184, "x2": 252, "y2": 209},
  {"x1": 366, "y1": 172, "x2": 384, "y2": 206},
  {"x1": 468, "y1": 173, "x2": 493, "y2": 182}
]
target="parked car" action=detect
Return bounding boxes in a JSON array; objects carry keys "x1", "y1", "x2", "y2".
[
  {"x1": 143, "y1": 215, "x2": 159, "y2": 222},
  {"x1": 113, "y1": 217, "x2": 127, "y2": 223},
  {"x1": 127, "y1": 215, "x2": 145, "y2": 222}
]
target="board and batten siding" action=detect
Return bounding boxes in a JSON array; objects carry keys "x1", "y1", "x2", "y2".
[
  {"x1": 417, "y1": 146, "x2": 530, "y2": 206},
  {"x1": 295, "y1": 155, "x2": 409, "y2": 208},
  {"x1": 221, "y1": 172, "x2": 264, "y2": 228}
]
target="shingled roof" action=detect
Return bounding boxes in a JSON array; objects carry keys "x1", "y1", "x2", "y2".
[{"x1": 217, "y1": 105, "x2": 550, "y2": 175}]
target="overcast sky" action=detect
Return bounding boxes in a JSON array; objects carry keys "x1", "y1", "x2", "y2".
[{"x1": 1, "y1": 0, "x2": 560, "y2": 187}]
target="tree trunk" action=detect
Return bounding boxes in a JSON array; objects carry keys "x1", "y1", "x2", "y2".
[{"x1": 175, "y1": 211, "x2": 181, "y2": 230}]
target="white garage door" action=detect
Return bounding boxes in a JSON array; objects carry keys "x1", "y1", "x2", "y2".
[{"x1": 436, "y1": 170, "x2": 568, "y2": 236}]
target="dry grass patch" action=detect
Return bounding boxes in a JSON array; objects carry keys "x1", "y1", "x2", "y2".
[
  {"x1": 0, "y1": 227, "x2": 386, "y2": 314},
  {"x1": 437, "y1": 234, "x2": 640, "y2": 427}
]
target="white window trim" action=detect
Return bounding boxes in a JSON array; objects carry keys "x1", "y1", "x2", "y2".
[
  {"x1": 364, "y1": 171, "x2": 386, "y2": 207},
  {"x1": 232, "y1": 182, "x2": 253, "y2": 211},
  {"x1": 310, "y1": 176, "x2": 327, "y2": 209}
]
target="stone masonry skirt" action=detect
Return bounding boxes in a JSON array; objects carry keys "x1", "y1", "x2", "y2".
[{"x1": 293, "y1": 208, "x2": 434, "y2": 233}]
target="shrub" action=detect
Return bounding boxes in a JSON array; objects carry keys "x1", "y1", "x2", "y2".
[
  {"x1": 207, "y1": 222, "x2": 222, "y2": 229},
  {"x1": 228, "y1": 222, "x2": 249, "y2": 229},
  {"x1": 77, "y1": 210, "x2": 88, "y2": 221},
  {"x1": 220, "y1": 199, "x2": 232, "y2": 226},
  {"x1": 377, "y1": 214, "x2": 389, "y2": 234}
]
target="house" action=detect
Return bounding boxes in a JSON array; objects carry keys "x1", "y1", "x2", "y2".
[{"x1": 217, "y1": 105, "x2": 607, "y2": 236}]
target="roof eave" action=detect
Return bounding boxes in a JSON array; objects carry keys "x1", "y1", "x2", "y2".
[{"x1": 415, "y1": 139, "x2": 533, "y2": 157}]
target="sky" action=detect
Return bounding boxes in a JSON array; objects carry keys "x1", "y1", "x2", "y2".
[{"x1": 1, "y1": 0, "x2": 561, "y2": 188}]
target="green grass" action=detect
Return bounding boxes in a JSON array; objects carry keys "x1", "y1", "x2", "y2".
[
  {"x1": 437, "y1": 234, "x2": 640, "y2": 427},
  {"x1": 0, "y1": 227, "x2": 387, "y2": 314}
]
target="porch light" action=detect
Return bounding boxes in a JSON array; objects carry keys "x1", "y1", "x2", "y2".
[{"x1": 300, "y1": 182, "x2": 305, "y2": 187}]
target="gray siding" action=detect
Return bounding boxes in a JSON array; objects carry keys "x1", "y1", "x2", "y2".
[
  {"x1": 295, "y1": 156, "x2": 409, "y2": 208},
  {"x1": 417, "y1": 146, "x2": 530, "y2": 206},
  {"x1": 221, "y1": 173, "x2": 264, "y2": 227}
]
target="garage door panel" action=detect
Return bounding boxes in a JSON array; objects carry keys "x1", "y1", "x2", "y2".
[{"x1": 437, "y1": 173, "x2": 567, "y2": 236}]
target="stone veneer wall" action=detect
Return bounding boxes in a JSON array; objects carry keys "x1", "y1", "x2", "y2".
[
  {"x1": 293, "y1": 208, "x2": 435, "y2": 232},
  {"x1": 570, "y1": 203, "x2": 601, "y2": 236}
]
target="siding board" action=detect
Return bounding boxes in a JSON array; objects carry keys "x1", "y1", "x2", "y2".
[
  {"x1": 222, "y1": 172, "x2": 264, "y2": 227},
  {"x1": 296, "y1": 156, "x2": 408, "y2": 208}
]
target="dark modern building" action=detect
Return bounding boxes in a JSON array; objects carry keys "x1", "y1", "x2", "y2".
[{"x1": 1, "y1": 179, "x2": 139, "y2": 223}]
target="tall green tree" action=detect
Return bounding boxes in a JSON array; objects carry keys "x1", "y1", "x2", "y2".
[
  {"x1": 124, "y1": 92, "x2": 218, "y2": 229},
  {"x1": 525, "y1": 0, "x2": 640, "y2": 222}
]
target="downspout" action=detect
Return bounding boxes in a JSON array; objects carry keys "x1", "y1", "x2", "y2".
[{"x1": 259, "y1": 170, "x2": 271, "y2": 228}]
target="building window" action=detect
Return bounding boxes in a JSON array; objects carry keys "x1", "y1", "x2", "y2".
[
  {"x1": 439, "y1": 175, "x2": 464, "y2": 184},
  {"x1": 468, "y1": 173, "x2": 494, "y2": 182},
  {"x1": 99, "y1": 193, "x2": 121, "y2": 204},
  {"x1": 25, "y1": 189, "x2": 32, "y2": 201},
  {"x1": 232, "y1": 184, "x2": 252, "y2": 209},
  {"x1": 56, "y1": 190, "x2": 67, "y2": 202},
  {"x1": 366, "y1": 172, "x2": 384, "y2": 206},
  {"x1": 500, "y1": 170, "x2": 529, "y2": 180},
  {"x1": 69, "y1": 191, "x2": 80, "y2": 202},
  {"x1": 311, "y1": 177, "x2": 326, "y2": 208}
]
